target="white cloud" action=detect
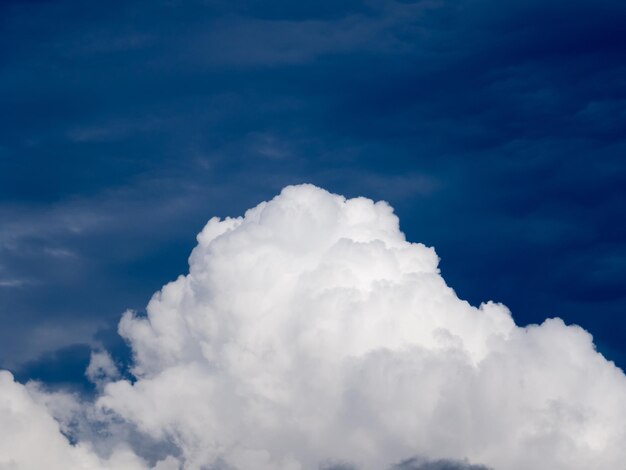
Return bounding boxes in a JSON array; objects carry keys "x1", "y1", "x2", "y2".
[
  {"x1": 0, "y1": 370, "x2": 170, "y2": 470},
  {"x1": 2, "y1": 184, "x2": 626, "y2": 469},
  {"x1": 0, "y1": 279, "x2": 30, "y2": 288},
  {"x1": 86, "y1": 351, "x2": 121, "y2": 388}
]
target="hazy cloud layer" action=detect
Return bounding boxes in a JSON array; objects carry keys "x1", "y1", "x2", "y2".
[
  {"x1": 2, "y1": 185, "x2": 624, "y2": 469},
  {"x1": 392, "y1": 457, "x2": 490, "y2": 470}
]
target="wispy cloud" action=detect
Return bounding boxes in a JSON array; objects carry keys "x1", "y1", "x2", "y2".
[{"x1": 0, "y1": 278, "x2": 31, "y2": 288}]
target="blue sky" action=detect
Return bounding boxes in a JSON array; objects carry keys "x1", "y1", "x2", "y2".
[{"x1": 1, "y1": 0, "x2": 625, "y2": 391}]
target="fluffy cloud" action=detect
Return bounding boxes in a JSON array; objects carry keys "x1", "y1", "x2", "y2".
[
  {"x1": 2, "y1": 184, "x2": 626, "y2": 469},
  {"x1": 0, "y1": 370, "x2": 176, "y2": 470},
  {"x1": 86, "y1": 351, "x2": 121, "y2": 388}
]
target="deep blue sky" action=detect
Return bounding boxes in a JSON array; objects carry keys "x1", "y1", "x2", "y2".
[{"x1": 1, "y1": 0, "x2": 625, "y2": 391}]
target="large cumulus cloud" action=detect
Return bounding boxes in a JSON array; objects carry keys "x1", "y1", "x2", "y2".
[{"x1": 2, "y1": 185, "x2": 626, "y2": 469}]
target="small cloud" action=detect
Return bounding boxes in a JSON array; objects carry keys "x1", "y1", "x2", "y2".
[
  {"x1": 43, "y1": 247, "x2": 77, "y2": 258},
  {"x1": 66, "y1": 117, "x2": 162, "y2": 143},
  {"x1": 247, "y1": 132, "x2": 292, "y2": 159},
  {"x1": 86, "y1": 350, "x2": 120, "y2": 388},
  {"x1": 0, "y1": 278, "x2": 31, "y2": 288}
]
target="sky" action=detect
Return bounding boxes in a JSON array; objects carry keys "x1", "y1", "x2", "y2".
[{"x1": 1, "y1": 0, "x2": 625, "y2": 407}]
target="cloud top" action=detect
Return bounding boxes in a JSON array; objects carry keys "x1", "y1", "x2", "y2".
[{"x1": 2, "y1": 184, "x2": 626, "y2": 470}]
